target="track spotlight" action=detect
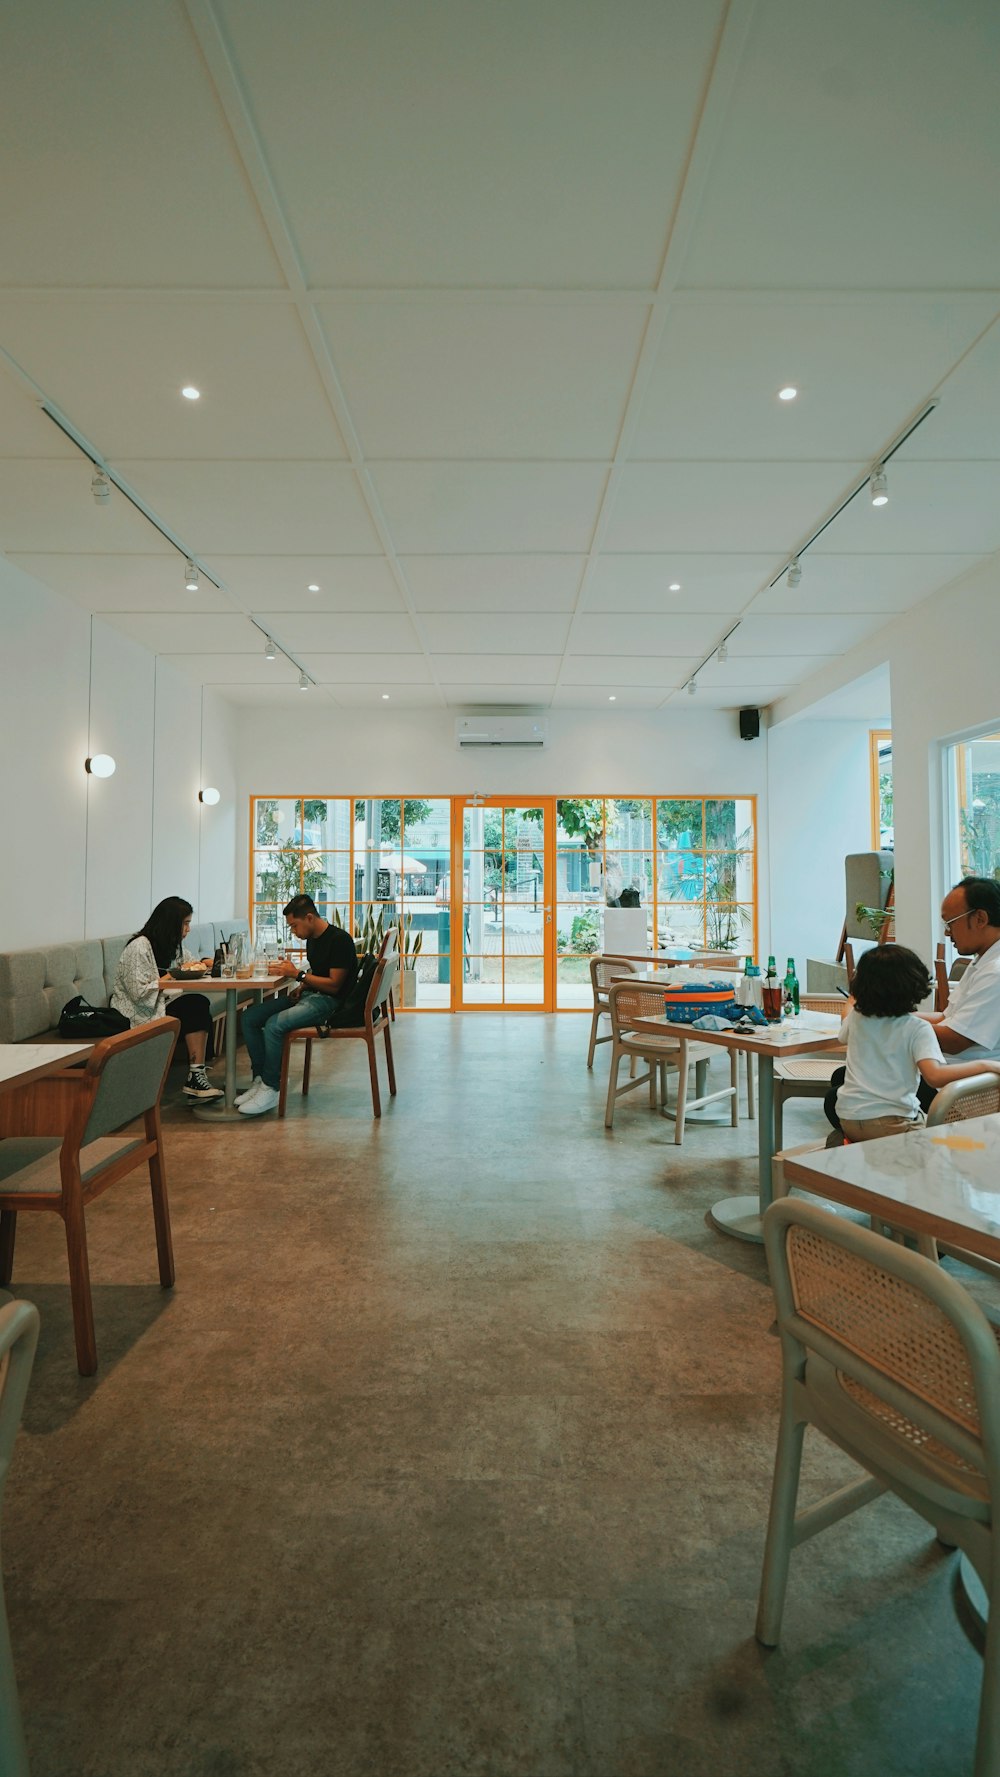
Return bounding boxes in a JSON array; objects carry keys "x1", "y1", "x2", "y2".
[
  {"x1": 298, "y1": 670, "x2": 310, "y2": 691},
  {"x1": 687, "y1": 679, "x2": 697, "y2": 697},
  {"x1": 85, "y1": 753, "x2": 116, "y2": 777},
  {"x1": 185, "y1": 560, "x2": 199, "y2": 592},
  {"x1": 91, "y1": 470, "x2": 111, "y2": 504},
  {"x1": 199, "y1": 787, "x2": 220, "y2": 806},
  {"x1": 717, "y1": 640, "x2": 728, "y2": 663},
  {"x1": 870, "y1": 467, "x2": 888, "y2": 507},
  {"x1": 787, "y1": 559, "x2": 802, "y2": 589},
  {"x1": 264, "y1": 636, "x2": 276, "y2": 661}
]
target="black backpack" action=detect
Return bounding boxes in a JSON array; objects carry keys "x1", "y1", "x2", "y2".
[
  {"x1": 58, "y1": 995, "x2": 130, "y2": 1040},
  {"x1": 323, "y1": 952, "x2": 379, "y2": 1029}
]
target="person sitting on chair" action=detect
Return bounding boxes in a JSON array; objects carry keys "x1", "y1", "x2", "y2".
[
  {"x1": 828, "y1": 944, "x2": 1000, "y2": 1147},
  {"x1": 825, "y1": 876, "x2": 1000, "y2": 1133},
  {"x1": 111, "y1": 895, "x2": 222, "y2": 1101},
  {"x1": 237, "y1": 894, "x2": 359, "y2": 1117}
]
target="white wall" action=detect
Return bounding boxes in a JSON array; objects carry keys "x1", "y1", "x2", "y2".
[
  {"x1": 234, "y1": 700, "x2": 773, "y2": 947},
  {"x1": 767, "y1": 720, "x2": 876, "y2": 972},
  {"x1": 0, "y1": 556, "x2": 239, "y2": 949},
  {"x1": 771, "y1": 553, "x2": 1000, "y2": 962}
]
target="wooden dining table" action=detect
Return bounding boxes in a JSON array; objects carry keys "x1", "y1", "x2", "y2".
[{"x1": 628, "y1": 1006, "x2": 844, "y2": 1244}]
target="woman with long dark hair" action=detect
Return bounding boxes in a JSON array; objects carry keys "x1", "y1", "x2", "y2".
[{"x1": 111, "y1": 896, "x2": 222, "y2": 1101}]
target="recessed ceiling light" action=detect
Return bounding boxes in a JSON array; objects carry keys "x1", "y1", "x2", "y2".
[
  {"x1": 778, "y1": 385, "x2": 798, "y2": 401},
  {"x1": 181, "y1": 385, "x2": 200, "y2": 400},
  {"x1": 668, "y1": 582, "x2": 681, "y2": 593},
  {"x1": 608, "y1": 694, "x2": 616, "y2": 702},
  {"x1": 382, "y1": 693, "x2": 390, "y2": 700},
  {"x1": 307, "y1": 583, "x2": 320, "y2": 593}
]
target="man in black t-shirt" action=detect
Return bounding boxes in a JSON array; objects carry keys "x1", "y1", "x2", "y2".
[{"x1": 238, "y1": 894, "x2": 360, "y2": 1116}]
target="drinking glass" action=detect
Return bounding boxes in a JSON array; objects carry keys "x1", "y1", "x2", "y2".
[{"x1": 762, "y1": 984, "x2": 784, "y2": 1022}]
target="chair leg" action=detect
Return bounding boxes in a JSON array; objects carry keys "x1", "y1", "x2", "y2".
[
  {"x1": 62, "y1": 1195, "x2": 97, "y2": 1377},
  {"x1": 301, "y1": 1038, "x2": 313, "y2": 1097},
  {"x1": 587, "y1": 1008, "x2": 600, "y2": 1069},
  {"x1": 0, "y1": 1211, "x2": 15, "y2": 1286},
  {"x1": 367, "y1": 1033, "x2": 382, "y2": 1118},
  {"x1": 145, "y1": 1110, "x2": 175, "y2": 1289},
  {"x1": 974, "y1": 1575, "x2": 1000, "y2": 1777},
  {"x1": 0, "y1": 1583, "x2": 29, "y2": 1777},
  {"x1": 605, "y1": 1048, "x2": 621, "y2": 1129},
  {"x1": 383, "y1": 1020, "x2": 397, "y2": 1096},
  {"x1": 729, "y1": 1050, "x2": 739, "y2": 1127},
  {"x1": 674, "y1": 1052, "x2": 689, "y2": 1145},
  {"x1": 278, "y1": 1038, "x2": 292, "y2": 1118},
  {"x1": 755, "y1": 1399, "x2": 807, "y2": 1647},
  {"x1": 648, "y1": 1057, "x2": 658, "y2": 1107},
  {"x1": 746, "y1": 1052, "x2": 755, "y2": 1119}
]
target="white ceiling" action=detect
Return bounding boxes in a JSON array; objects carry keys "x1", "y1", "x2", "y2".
[{"x1": 1, "y1": 0, "x2": 998, "y2": 713}]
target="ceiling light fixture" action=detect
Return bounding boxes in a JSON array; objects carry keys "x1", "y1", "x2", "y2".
[
  {"x1": 787, "y1": 558, "x2": 802, "y2": 589},
  {"x1": 870, "y1": 466, "x2": 889, "y2": 507},
  {"x1": 307, "y1": 583, "x2": 320, "y2": 593},
  {"x1": 264, "y1": 636, "x2": 276, "y2": 661},
  {"x1": 608, "y1": 694, "x2": 616, "y2": 702},
  {"x1": 778, "y1": 385, "x2": 798, "y2": 401},
  {"x1": 199, "y1": 787, "x2": 220, "y2": 806},
  {"x1": 717, "y1": 640, "x2": 728, "y2": 663},
  {"x1": 298, "y1": 670, "x2": 310, "y2": 692},
  {"x1": 687, "y1": 679, "x2": 697, "y2": 697},
  {"x1": 85, "y1": 753, "x2": 116, "y2": 778},
  {"x1": 181, "y1": 385, "x2": 201, "y2": 401},
  {"x1": 91, "y1": 470, "x2": 111, "y2": 504},
  {"x1": 382, "y1": 693, "x2": 390, "y2": 701},
  {"x1": 185, "y1": 560, "x2": 199, "y2": 592},
  {"x1": 668, "y1": 582, "x2": 681, "y2": 593}
]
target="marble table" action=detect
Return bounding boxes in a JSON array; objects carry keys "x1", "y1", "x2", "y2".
[
  {"x1": 167, "y1": 975, "x2": 281, "y2": 1121},
  {"x1": 0, "y1": 1043, "x2": 93, "y2": 1093}
]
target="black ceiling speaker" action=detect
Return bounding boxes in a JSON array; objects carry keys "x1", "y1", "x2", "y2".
[{"x1": 739, "y1": 707, "x2": 761, "y2": 741}]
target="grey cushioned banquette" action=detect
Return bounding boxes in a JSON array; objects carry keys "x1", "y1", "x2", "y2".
[{"x1": 0, "y1": 920, "x2": 250, "y2": 1044}]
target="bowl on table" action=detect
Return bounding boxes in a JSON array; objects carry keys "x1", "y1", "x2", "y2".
[{"x1": 169, "y1": 966, "x2": 206, "y2": 981}]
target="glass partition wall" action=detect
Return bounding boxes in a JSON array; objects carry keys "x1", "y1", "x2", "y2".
[{"x1": 250, "y1": 793, "x2": 757, "y2": 1011}]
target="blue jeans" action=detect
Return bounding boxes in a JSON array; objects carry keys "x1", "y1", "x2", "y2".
[{"x1": 242, "y1": 991, "x2": 334, "y2": 1090}]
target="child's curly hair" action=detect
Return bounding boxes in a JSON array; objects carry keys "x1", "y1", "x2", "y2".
[{"x1": 851, "y1": 944, "x2": 933, "y2": 1018}]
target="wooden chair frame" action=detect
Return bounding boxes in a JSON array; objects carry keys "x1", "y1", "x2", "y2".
[
  {"x1": 0, "y1": 1018, "x2": 179, "y2": 1375},
  {"x1": 604, "y1": 979, "x2": 737, "y2": 1143},
  {"x1": 277, "y1": 950, "x2": 397, "y2": 1120},
  {"x1": 586, "y1": 955, "x2": 639, "y2": 1069},
  {"x1": 0, "y1": 1297, "x2": 39, "y2": 1777}
]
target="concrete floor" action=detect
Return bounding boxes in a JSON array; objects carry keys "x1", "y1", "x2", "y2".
[{"x1": 2, "y1": 1015, "x2": 985, "y2": 1776}]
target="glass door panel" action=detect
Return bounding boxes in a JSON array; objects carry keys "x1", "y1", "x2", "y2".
[{"x1": 456, "y1": 798, "x2": 554, "y2": 1009}]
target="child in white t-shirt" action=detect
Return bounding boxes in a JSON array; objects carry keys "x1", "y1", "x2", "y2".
[{"x1": 834, "y1": 945, "x2": 1000, "y2": 1144}]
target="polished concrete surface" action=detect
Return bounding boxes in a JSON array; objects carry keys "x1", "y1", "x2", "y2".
[{"x1": 3, "y1": 1016, "x2": 985, "y2": 1775}]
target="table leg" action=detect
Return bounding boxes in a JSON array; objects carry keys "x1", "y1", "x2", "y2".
[
  {"x1": 709, "y1": 1051, "x2": 773, "y2": 1244},
  {"x1": 194, "y1": 986, "x2": 258, "y2": 1123}
]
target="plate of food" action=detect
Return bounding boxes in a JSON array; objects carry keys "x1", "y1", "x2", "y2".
[{"x1": 169, "y1": 965, "x2": 207, "y2": 980}]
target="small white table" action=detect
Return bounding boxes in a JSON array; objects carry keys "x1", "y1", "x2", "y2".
[
  {"x1": 629, "y1": 1008, "x2": 844, "y2": 1243},
  {"x1": 167, "y1": 976, "x2": 281, "y2": 1121},
  {"x1": 0, "y1": 1043, "x2": 93, "y2": 1093}
]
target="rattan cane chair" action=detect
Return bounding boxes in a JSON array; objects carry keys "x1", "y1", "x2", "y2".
[
  {"x1": 758, "y1": 1198, "x2": 1000, "y2": 1777},
  {"x1": 0, "y1": 1296, "x2": 39, "y2": 1777},
  {"x1": 586, "y1": 955, "x2": 639, "y2": 1068},
  {"x1": 604, "y1": 979, "x2": 737, "y2": 1142}
]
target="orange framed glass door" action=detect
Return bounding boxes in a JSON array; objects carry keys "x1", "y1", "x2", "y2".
[{"x1": 453, "y1": 797, "x2": 555, "y2": 1009}]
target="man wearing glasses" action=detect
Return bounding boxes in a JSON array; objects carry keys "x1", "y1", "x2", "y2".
[{"x1": 925, "y1": 876, "x2": 1000, "y2": 1068}]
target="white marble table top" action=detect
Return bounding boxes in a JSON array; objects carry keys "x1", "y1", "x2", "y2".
[
  {"x1": 630, "y1": 1008, "x2": 842, "y2": 1058},
  {"x1": 0, "y1": 1043, "x2": 92, "y2": 1092},
  {"x1": 785, "y1": 1113, "x2": 1000, "y2": 1264}
]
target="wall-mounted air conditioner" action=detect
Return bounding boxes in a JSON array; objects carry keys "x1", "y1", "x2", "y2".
[{"x1": 455, "y1": 717, "x2": 548, "y2": 749}]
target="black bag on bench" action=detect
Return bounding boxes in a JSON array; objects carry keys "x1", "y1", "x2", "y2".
[{"x1": 58, "y1": 995, "x2": 130, "y2": 1040}]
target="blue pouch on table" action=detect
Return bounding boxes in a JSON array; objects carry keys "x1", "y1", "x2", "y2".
[{"x1": 660, "y1": 979, "x2": 738, "y2": 1025}]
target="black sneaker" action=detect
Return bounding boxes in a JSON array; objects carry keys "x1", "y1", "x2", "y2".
[{"x1": 183, "y1": 1068, "x2": 224, "y2": 1101}]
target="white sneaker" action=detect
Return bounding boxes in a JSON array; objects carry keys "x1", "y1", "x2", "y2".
[
  {"x1": 235, "y1": 1076, "x2": 262, "y2": 1104},
  {"x1": 238, "y1": 1084, "x2": 280, "y2": 1116}
]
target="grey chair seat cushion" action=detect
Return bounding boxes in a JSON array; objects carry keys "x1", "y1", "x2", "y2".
[{"x1": 0, "y1": 1135, "x2": 144, "y2": 1195}]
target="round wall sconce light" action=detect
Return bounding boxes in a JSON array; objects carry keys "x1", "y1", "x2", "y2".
[
  {"x1": 199, "y1": 787, "x2": 221, "y2": 805},
  {"x1": 85, "y1": 754, "x2": 116, "y2": 778}
]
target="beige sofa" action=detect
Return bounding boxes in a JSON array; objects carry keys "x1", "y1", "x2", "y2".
[{"x1": 0, "y1": 919, "x2": 251, "y2": 1045}]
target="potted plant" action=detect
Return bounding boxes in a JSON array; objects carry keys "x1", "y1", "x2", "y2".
[{"x1": 397, "y1": 912, "x2": 423, "y2": 1008}]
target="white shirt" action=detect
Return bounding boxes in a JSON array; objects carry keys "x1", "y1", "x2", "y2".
[
  {"x1": 111, "y1": 937, "x2": 192, "y2": 1026},
  {"x1": 836, "y1": 1008, "x2": 943, "y2": 1122},
  {"x1": 944, "y1": 938, "x2": 1000, "y2": 1061}
]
